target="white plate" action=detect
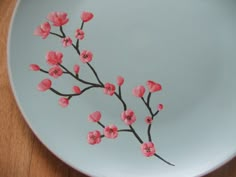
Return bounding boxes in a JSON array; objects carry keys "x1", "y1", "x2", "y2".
[{"x1": 8, "y1": 0, "x2": 236, "y2": 177}]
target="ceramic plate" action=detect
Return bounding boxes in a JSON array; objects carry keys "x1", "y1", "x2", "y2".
[{"x1": 8, "y1": 0, "x2": 236, "y2": 177}]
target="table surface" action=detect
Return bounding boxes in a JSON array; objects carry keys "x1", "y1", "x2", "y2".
[{"x1": 1, "y1": 1, "x2": 236, "y2": 177}]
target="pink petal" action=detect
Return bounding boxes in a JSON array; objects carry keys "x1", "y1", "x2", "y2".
[
  {"x1": 116, "y1": 76, "x2": 124, "y2": 86},
  {"x1": 81, "y1": 11, "x2": 94, "y2": 22},
  {"x1": 72, "y1": 86, "x2": 81, "y2": 94},
  {"x1": 37, "y1": 79, "x2": 52, "y2": 91},
  {"x1": 158, "y1": 104, "x2": 164, "y2": 111},
  {"x1": 59, "y1": 97, "x2": 69, "y2": 107},
  {"x1": 88, "y1": 111, "x2": 101, "y2": 122},
  {"x1": 29, "y1": 64, "x2": 40, "y2": 71},
  {"x1": 132, "y1": 85, "x2": 146, "y2": 97}
]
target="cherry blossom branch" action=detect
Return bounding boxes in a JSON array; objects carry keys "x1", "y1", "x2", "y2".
[
  {"x1": 34, "y1": 13, "x2": 174, "y2": 166},
  {"x1": 58, "y1": 64, "x2": 102, "y2": 87},
  {"x1": 50, "y1": 85, "x2": 99, "y2": 97},
  {"x1": 49, "y1": 32, "x2": 63, "y2": 38},
  {"x1": 154, "y1": 154, "x2": 175, "y2": 166},
  {"x1": 97, "y1": 121, "x2": 105, "y2": 128},
  {"x1": 75, "y1": 21, "x2": 84, "y2": 49},
  {"x1": 114, "y1": 92, "x2": 127, "y2": 111},
  {"x1": 129, "y1": 125, "x2": 143, "y2": 144},
  {"x1": 50, "y1": 29, "x2": 81, "y2": 55},
  {"x1": 147, "y1": 92, "x2": 151, "y2": 106},
  {"x1": 118, "y1": 86, "x2": 122, "y2": 98},
  {"x1": 141, "y1": 97, "x2": 154, "y2": 116},
  {"x1": 39, "y1": 68, "x2": 69, "y2": 74},
  {"x1": 60, "y1": 26, "x2": 66, "y2": 37},
  {"x1": 100, "y1": 129, "x2": 135, "y2": 139},
  {"x1": 141, "y1": 95, "x2": 158, "y2": 142},
  {"x1": 86, "y1": 63, "x2": 104, "y2": 86}
]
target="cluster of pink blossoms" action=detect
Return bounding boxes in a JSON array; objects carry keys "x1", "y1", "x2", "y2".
[
  {"x1": 30, "y1": 10, "x2": 173, "y2": 162},
  {"x1": 34, "y1": 11, "x2": 93, "y2": 46}
]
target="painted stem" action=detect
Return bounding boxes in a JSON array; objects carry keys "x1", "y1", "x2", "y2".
[
  {"x1": 154, "y1": 154, "x2": 175, "y2": 166},
  {"x1": 81, "y1": 21, "x2": 85, "y2": 29},
  {"x1": 60, "y1": 26, "x2": 66, "y2": 37},
  {"x1": 58, "y1": 64, "x2": 101, "y2": 87},
  {"x1": 97, "y1": 121, "x2": 105, "y2": 128},
  {"x1": 86, "y1": 63, "x2": 104, "y2": 86},
  {"x1": 129, "y1": 125, "x2": 143, "y2": 144},
  {"x1": 49, "y1": 32, "x2": 63, "y2": 38},
  {"x1": 39, "y1": 68, "x2": 68, "y2": 74},
  {"x1": 114, "y1": 92, "x2": 127, "y2": 111},
  {"x1": 147, "y1": 92, "x2": 151, "y2": 106},
  {"x1": 141, "y1": 97, "x2": 154, "y2": 116},
  {"x1": 50, "y1": 85, "x2": 99, "y2": 97}
]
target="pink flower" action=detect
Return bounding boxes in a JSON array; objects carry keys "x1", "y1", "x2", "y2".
[
  {"x1": 29, "y1": 64, "x2": 40, "y2": 71},
  {"x1": 80, "y1": 50, "x2": 93, "y2": 63},
  {"x1": 58, "y1": 97, "x2": 69, "y2": 108},
  {"x1": 87, "y1": 130, "x2": 101, "y2": 145},
  {"x1": 88, "y1": 111, "x2": 101, "y2": 122},
  {"x1": 158, "y1": 104, "x2": 164, "y2": 111},
  {"x1": 34, "y1": 22, "x2": 51, "y2": 39},
  {"x1": 146, "y1": 80, "x2": 162, "y2": 93},
  {"x1": 121, "y1": 109, "x2": 136, "y2": 125},
  {"x1": 72, "y1": 86, "x2": 81, "y2": 94},
  {"x1": 104, "y1": 125, "x2": 118, "y2": 139},
  {"x1": 81, "y1": 11, "x2": 94, "y2": 22},
  {"x1": 103, "y1": 83, "x2": 116, "y2": 96},
  {"x1": 116, "y1": 76, "x2": 124, "y2": 86},
  {"x1": 47, "y1": 12, "x2": 69, "y2": 26},
  {"x1": 46, "y1": 51, "x2": 63, "y2": 65},
  {"x1": 132, "y1": 85, "x2": 146, "y2": 98},
  {"x1": 73, "y1": 64, "x2": 80, "y2": 74},
  {"x1": 37, "y1": 79, "x2": 52, "y2": 91},
  {"x1": 75, "y1": 29, "x2": 85, "y2": 40},
  {"x1": 145, "y1": 116, "x2": 153, "y2": 124},
  {"x1": 48, "y1": 66, "x2": 63, "y2": 78},
  {"x1": 62, "y1": 37, "x2": 72, "y2": 47},
  {"x1": 141, "y1": 142, "x2": 156, "y2": 157}
]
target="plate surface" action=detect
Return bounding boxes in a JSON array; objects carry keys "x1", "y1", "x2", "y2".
[{"x1": 8, "y1": 0, "x2": 236, "y2": 177}]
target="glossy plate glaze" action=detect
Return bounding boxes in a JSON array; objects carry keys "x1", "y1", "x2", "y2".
[{"x1": 8, "y1": 0, "x2": 236, "y2": 177}]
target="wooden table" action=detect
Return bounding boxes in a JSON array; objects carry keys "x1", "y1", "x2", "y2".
[{"x1": 0, "y1": 0, "x2": 235, "y2": 177}]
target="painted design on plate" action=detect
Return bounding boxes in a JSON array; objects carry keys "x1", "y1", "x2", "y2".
[{"x1": 31, "y1": 11, "x2": 174, "y2": 166}]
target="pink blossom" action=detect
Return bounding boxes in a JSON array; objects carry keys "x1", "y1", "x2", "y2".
[
  {"x1": 141, "y1": 142, "x2": 156, "y2": 157},
  {"x1": 158, "y1": 104, "x2": 164, "y2": 111},
  {"x1": 47, "y1": 12, "x2": 69, "y2": 26},
  {"x1": 48, "y1": 66, "x2": 63, "y2": 78},
  {"x1": 72, "y1": 86, "x2": 81, "y2": 94},
  {"x1": 80, "y1": 50, "x2": 93, "y2": 63},
  {"x1": 116, "y1": 76, "x2": 124, "y2": 86},
  {"x1": 29, "y1": 64, "x2": 40, "y2": 71},
  {"x1": 104, "y1": 125, "x2": 118, "y2": 139},
  {"x1": 37, "y1": 79, "x2": 52, "y2": 91},
  {"x1": 132, "y1": 85, "x2": 146, "y2": 98},
  {"x1": 46, "y1": 51, "x2": 63, "y2": 65},
  {"x1": 59, "y1": 97, "x2": 69, "y2": 107},
  {"x1": 62, "y1": 37, "x2": 72, "y2": 47},
  {"x1": 88, "y1": 111, "x2": 101, "y2": 122},
  {"x1": 121, "y1": 109, "x2": 136, "y2": 125},
  {"x1": 81, "y1": 11, "x2": 94, "y2": 22},
  {"x1": 145, "y1": 116, "x2": 153, "y2": 124},
  {"x1": 75, "y1": 29, "x2": 85, "y2": 40},
  {"x1": 87, "y1": 130, "x2": 101, "y2": 145},
  {"x1": 103, "y1": 83, "x2": 116, "y2": 96},
  {"x1": 73, "y1": 64, "x2": 80, "y2": 74},
  {"x1": 34, "y1": 22, "x2": 51, "y2": 39},
  {"x1": 146, "y1": 80, "x2": 162, "y2": 93}
]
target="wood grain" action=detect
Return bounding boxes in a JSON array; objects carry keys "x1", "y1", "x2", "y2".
[{"x1": 0, "y1": 0, "x2": 235, "y2": 177}]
